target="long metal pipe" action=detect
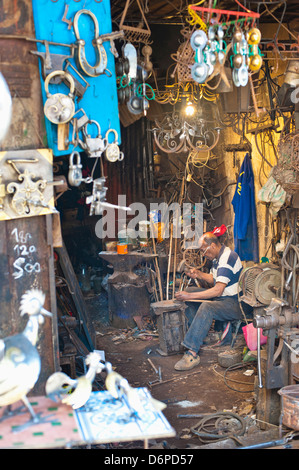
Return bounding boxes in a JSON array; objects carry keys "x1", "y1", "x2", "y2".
[
  {"x1": 239, "y1": 438, "x2": 290, "y2": 450},
  {"x1": 257, "y1": 326, "x2": 263, "y2": 388}
]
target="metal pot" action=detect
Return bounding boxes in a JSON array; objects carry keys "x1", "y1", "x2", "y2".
[{"x1": 278, "y1": 385, "x2": 299, "y2": 430}]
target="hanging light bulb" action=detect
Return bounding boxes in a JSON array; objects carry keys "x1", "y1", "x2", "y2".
[{"x1": 185, "y1": 100, "x2": 195, "y2": 117}]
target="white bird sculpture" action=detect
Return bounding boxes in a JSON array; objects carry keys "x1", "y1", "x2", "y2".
[
  {"x1": 45, "y1": 351, "x2": 106, "y2": 409},
  {"x1": 0, "y1": 289, "x2": 53, "y2": 426},
  {"x1": 105, "y1": 371, "x2": 166, "y2": 414}
]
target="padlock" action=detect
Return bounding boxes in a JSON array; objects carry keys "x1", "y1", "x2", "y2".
[
  {"x1": 104, "y1": 129, "x2": 124, "y2": 162},
  {"x1": 68, "y1": 151, "x2": 83, "y2": 187},
  {"x1": 44, "y1": 70, "x2": 75, "y2": 124},
  {"x1": 82, "y1": 120, "x2": 107, "y2": 158}
]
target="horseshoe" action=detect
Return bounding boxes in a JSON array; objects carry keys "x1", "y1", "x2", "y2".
[{"x1": 73, "y1": 9, "x2": 108, "y2": 77}]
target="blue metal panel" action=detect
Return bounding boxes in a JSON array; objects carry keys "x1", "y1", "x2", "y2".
[{"x1": 32, "y1": 0, "x2": 121, "y2": 156}]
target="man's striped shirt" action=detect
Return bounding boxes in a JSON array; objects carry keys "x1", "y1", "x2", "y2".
[{"x1": 210, "y1": 245, "x2": 243, "y2": 297}]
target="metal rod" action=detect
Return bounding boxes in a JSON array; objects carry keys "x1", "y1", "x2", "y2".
[
  {"x1": 0, "y1": 34, "x2": 74, "y2": 48},
  {"x1": 150, "y1": 369, "x2": 201, "y2": 387},
  {"x1": 166, "y1": 223, "x2": 173, "y2": 300},
  {"x1": 257, "y1": 327, "x2": 263, "y2": 388},
  {"x1": 239, "y1": 439, "x2": 288, "y2": 449},
  {"x1": 149, "y1": 219, "x2": 163, "y2": 300},
  {"x1": 147, "y1": 358, "x2": 158, "y2": 374},
  {"x1": 177, "y1": 413, "x2": 212, "y2": 418}
]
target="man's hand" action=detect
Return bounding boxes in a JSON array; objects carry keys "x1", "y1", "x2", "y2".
[
  {"x1": 185, "y1": 268, "x2": 200, "y2": 279},
  {"x1": 175, "y1": 281, "x2": 226, "y2": 302},
  {"x1": 186, "y1": 268, "x2": 214, "y2": 286},
  {"x1": 175, "y1": 291, "x2": 192, "y2": 301}
]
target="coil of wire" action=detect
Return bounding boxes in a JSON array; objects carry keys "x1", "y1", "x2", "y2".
[{"x1": 190, "y1": 411, "x2": 246, "y2": 444}]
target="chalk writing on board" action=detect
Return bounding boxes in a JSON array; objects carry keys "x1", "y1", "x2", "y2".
[{"x1": 11, "y1": 228, "x2": 41, "y2": 280}]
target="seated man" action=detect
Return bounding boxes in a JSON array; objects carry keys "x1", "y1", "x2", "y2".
[{"x1": 174, "y1": 232, "x2": 243, "y2": 371}]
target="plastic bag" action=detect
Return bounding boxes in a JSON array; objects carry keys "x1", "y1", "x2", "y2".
[{"x1": 242, "y1": 322, "x2": 267, "y2": 351}]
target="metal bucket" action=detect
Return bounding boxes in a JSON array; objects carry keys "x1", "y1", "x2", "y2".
[{"x1": 278, "y1": 385, "x2": 299, "y2": 430}]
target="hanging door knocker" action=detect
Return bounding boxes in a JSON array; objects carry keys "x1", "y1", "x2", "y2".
[{"x1": 73, "y1": 9, "x2": 108, "y2": 77}]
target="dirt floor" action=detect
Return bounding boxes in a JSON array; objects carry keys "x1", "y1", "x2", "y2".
[{"x1": 85, "y1": 295, "x2": 285, "y2": 450}]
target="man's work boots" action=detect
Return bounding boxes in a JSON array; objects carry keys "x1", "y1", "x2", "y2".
[{"x1": 174, "y1": 350, "x2": 200, "y2": 371}]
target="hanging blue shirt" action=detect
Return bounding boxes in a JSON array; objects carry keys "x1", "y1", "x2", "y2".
[{"x1": 231, "y1": 153, "x2": 259, "y2": 262}]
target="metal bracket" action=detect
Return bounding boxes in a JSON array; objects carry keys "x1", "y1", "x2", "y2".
[{"x1": 30, "y1": 42, "x2": 74, "y2": 83}]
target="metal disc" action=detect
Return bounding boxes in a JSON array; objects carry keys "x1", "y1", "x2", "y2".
[
  {"x1": 190, "y1": 30, "x2": 207, "y2": 51},
  {"x1": 255, "y1": 269, "x2": 281, "y2": 305}
]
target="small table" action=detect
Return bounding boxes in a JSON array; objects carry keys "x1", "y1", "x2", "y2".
[{"x1": 0, "y1": 389, "x2": 175, "y2": 449}]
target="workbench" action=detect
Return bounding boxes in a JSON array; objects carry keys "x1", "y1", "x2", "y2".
[{"x1": 0, "y1": 389, "x2": 175, "y2": 449}]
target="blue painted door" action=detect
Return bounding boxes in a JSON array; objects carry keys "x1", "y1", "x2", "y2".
[{"x1": 32, "y1": 0, "x2": 121, "y2": 156}]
